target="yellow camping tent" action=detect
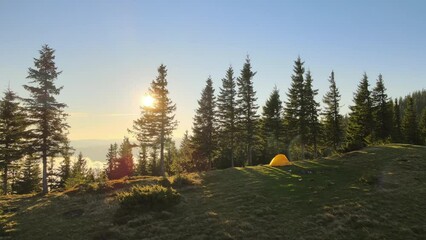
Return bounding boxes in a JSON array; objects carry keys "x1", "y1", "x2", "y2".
[{"x1": 269, "y1": 154, "x2": 291, "y2": 166}]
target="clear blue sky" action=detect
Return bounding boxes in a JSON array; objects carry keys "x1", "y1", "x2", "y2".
[{"x1": 1, "y1": 0, "x2": 426, "y2": 141}]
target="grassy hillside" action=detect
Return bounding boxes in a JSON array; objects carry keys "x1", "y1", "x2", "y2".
[{"x1": 1, "y1": 144, "x2": 426, "y2": 240}]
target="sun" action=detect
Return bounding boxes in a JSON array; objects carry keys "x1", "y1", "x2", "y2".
[{"x1": 141, "y1": 95, "x2": 155, "y2": 108}]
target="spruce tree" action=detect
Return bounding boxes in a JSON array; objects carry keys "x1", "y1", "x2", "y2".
[
  {"x1": 23, "y1": 45, "x2": 69, "y2": 194},
  {"x1": 152, "y1": 65, "x2": 177, "y2": 176},
  {"x1": 191, "y1": 77, "x2": 216, "y2": 170},
  {"x1": 132, "y1": 65, "x2": 177, "y2": 176},
  {"x1": 399, "y1": 90, "x2": 426, "y2": 117},
  {"x1": 236, "y1": 56, "x2": 258, "y2": 166},
  {"x1": 172, "y1": 131, "x2": 194, "y2": 174},
  {"x1": 216, "y1": 66, "x2": 238, "y2": 167},
  {"x1": 86, "y1": 168, "x2": 95, "y2": 183},
  {"x1": 371, "y1": 74, "x2": 392, "y2": 142},
  {"x1": 64, "y1": 152, "x2": 88, "y2": 188},
  {"x1": 419, "y1": 109, "x2": 426, "y2": 145},
  {"x1": 165, "y1": 139, "x2": 178, "y2": 175},
  {"x1": 392, "y1": 98, "x2": 402, "y2": 142},
  {"x1": 105, "y1": 138, "x2": 134, "y2": 179},
  {"x1": 136, "y1": 143, "x2": 148, "y2": 176},
  {"x1": 346, "y1": 73, "x2": 373, "y2": 150},
  {"x1": 304, "y1": 71, "x2": 320, "y2": 157},
  {"x1": 322, "y1": 71, "x2": 343, "y2": 151},
  {"x1": 130, "y1": 103, "x2": 153, "y2": 176},
  {"x1": 401, "y1": 97, "x2": 419, "y2": 144},
  {"x1": 105, "y1": 143, "x2": 118, "y2": 179},
  {"x1": 15, "y1": 157, "x2": 41, "y2": 194},
  {"x1": 0, "y1": 89, "x2": 30, "y2": 194},
  {"x1": 284, "y1": 57, "x2": 307, "y2": 159},
  {"x1": 149, "y1": 144, "x2": 159, "y2": 175},
  {"x1": 71, "y1": 152, "x2": 87, "y2": 181},
  {"x1": 117, "y1": 137, "x2": 134, "y2": 177},
  {"x1": 57, "y1": 139, "x2": 74, "y2": 188},
  {"x1": 261, "y1": 86, "x2": 284, "y2": 159}
]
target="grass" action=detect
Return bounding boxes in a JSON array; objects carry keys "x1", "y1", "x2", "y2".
[{"x1": 1, "y1": 144, "x2": 426, "y2": 239}]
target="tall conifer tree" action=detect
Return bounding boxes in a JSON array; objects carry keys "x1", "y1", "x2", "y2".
[
  {"x1": 118, "y1": 137, "x2": 134, "y2": 177},
  {"x1": 419, "y1": 109, "x2": 426, "y2": 145},
  {"x1": 58, "y1": 139, "x2": 74, "y2": 188},
  {"x1": 392, "y1": 98, "x2": 402, "y2": 142},
  {"x1": 236, "y1": 57, "x2": 258, "y2": 166},
  {"x1": 172, "y1": 130, "x2": 194, "y2": 173},
  {"x1": 304, "y1": 71, "x2": 320, "y2": 157},
  {"x1": 0, "y1": 89, "x2": 30, "y2": 194},
  {"x1": 71, "y1": 152, "x2": 87, "y2": 180},
  {"x1": 261, "y1": 86, "x2": 283, "y2": 158},
  {"x1": 132, "y1": 65, "x2": 177, "y2": 176},
  {"x1": 371, "y1": 74, "x2": 392, "y2": 141},
  {"x1": 23, "y1": 45, "x2": 69, "y2": 194},
  {"x1": 149, "y1": 64, "x2": 177, "y2": 176},
  {"x1": 346, "y1": 73, "x2": 373, "y2": 150},
  {"x1": 217, "y1": 66, "x2": 238, "y2": 167},
  {"x1": 284, "y1": 57, "x2": 307, "y2": 159},
  {"x1": 136, "y1": 143, "x2": 148, "y2": 175},
  {"x1": 105, "y1": 143, "x2": 118, "y2": 179},
  {"x1": 322, "y1": 71, "x2": 343, "y2": 151},
  {"x1": 192, "y1": 77, "x2": 216, "y2": 170},
  {"x1": 15, "y1": 157, "x2": 40, "y2": 194},
  {"x1": 130, "y1": 106, "x2": 156, "y2": 175},
  {"x1": 401, "y1": 97, "x2": 419, "y2": 144}
]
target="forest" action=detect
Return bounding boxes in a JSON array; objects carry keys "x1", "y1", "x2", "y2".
[{"x1": 1, "y1": 45, "x2": 426, "y2": 195}]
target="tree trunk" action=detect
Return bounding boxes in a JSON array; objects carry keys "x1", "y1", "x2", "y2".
[
  {"x1": 231, "y1": 130, "x2": 234, "y2": 167},
  {"x1": 314, "y1": 137, "x2": 318, "y2": 159},
  {"x1": 2, "y1": 164, "x2": 8, "y2": 195},
  {"x1": 160, "y1": 130, "x2": 165, "y2": 177},
  {"x1": 231, "y1": 150, "x2": 234, "y2": 168},
  {"x1": 42, "y1": 151, "x2": 48, "y2": 194},
  {"x1": 248, "y1": 146, "x2": 252, "y2": 166},
  {"x1": 42, "y1": 132, "x2": 48, "y2": 194}
]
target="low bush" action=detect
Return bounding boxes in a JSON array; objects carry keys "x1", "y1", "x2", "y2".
[
  {"x1": 64, "y1": 177, "x2": 88, "y2": 190},
  {"x1": 85, "y1": 182, "x2": 114, "y2": 194},
  {"x1": 170, "y1": 174, "x2": 194, "y2": 188},
  {"x1": 158, "y1": 177, "x2": 171, "y2": 188},
  {"x1": 117, "y1": 184, "x2": 180, "y2": 212}
]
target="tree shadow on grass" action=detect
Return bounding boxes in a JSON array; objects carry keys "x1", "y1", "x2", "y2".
[{"x1": 1, "y1": 192, "x2": 117, "y2": 239}]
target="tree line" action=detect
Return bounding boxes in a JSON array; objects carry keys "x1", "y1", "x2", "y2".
[
  {"x1": 126, "y1": 56, "x2": 426, "y2": 178},
  {"x1": 1, "y1": 46, "x2": 426, "y2": 195}
]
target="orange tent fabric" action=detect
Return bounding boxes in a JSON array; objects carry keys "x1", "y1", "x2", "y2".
[{"x1": 269, "y1": 154, "x2": 291, "y2": 166}]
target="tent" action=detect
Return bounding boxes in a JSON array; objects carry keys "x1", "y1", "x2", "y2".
[{"x1": 269, "y1": 154, "x2": 291, "y2": 166}]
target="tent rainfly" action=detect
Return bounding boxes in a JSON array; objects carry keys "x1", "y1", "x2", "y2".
[{"x1": 269, "y1": 154, "x2": 291, "y2": 166}]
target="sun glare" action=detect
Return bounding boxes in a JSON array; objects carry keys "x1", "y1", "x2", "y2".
[{"x1": 141, "y1": 95, "x2": 155, "y2": 107}]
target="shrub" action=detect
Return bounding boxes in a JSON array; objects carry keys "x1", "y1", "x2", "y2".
[
  {"x1": 64, "y1": 177, "x2": 88, "y2": 190},
  {"x1": 170, "y1": 174, "x2": 194, "y2": 188},
  {"x1": 117, "y1": 185, "x2": 180, "y2": 211},
  {"x1": 158, "y1": 177, "x2": 171, "y2": 188},
  {"x1": 85, "y1": 182, "x2": 114, "y2": 194}
]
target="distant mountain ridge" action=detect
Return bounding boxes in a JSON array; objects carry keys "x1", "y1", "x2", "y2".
[
  {"x1": 71, "y1": 139, "x2": 122, "y2": 163},
  {"x1": 70, "y1": 138, "x2": 183, "y2": 164}
]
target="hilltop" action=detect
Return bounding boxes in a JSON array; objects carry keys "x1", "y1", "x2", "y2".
[{"x1": 1, "y1": 144, "x2": 426, "y2": 240}]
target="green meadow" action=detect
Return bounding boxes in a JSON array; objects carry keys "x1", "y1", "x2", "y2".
[{"x1": 1, "y1": 144, "x2": 425, "y2": 240}]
